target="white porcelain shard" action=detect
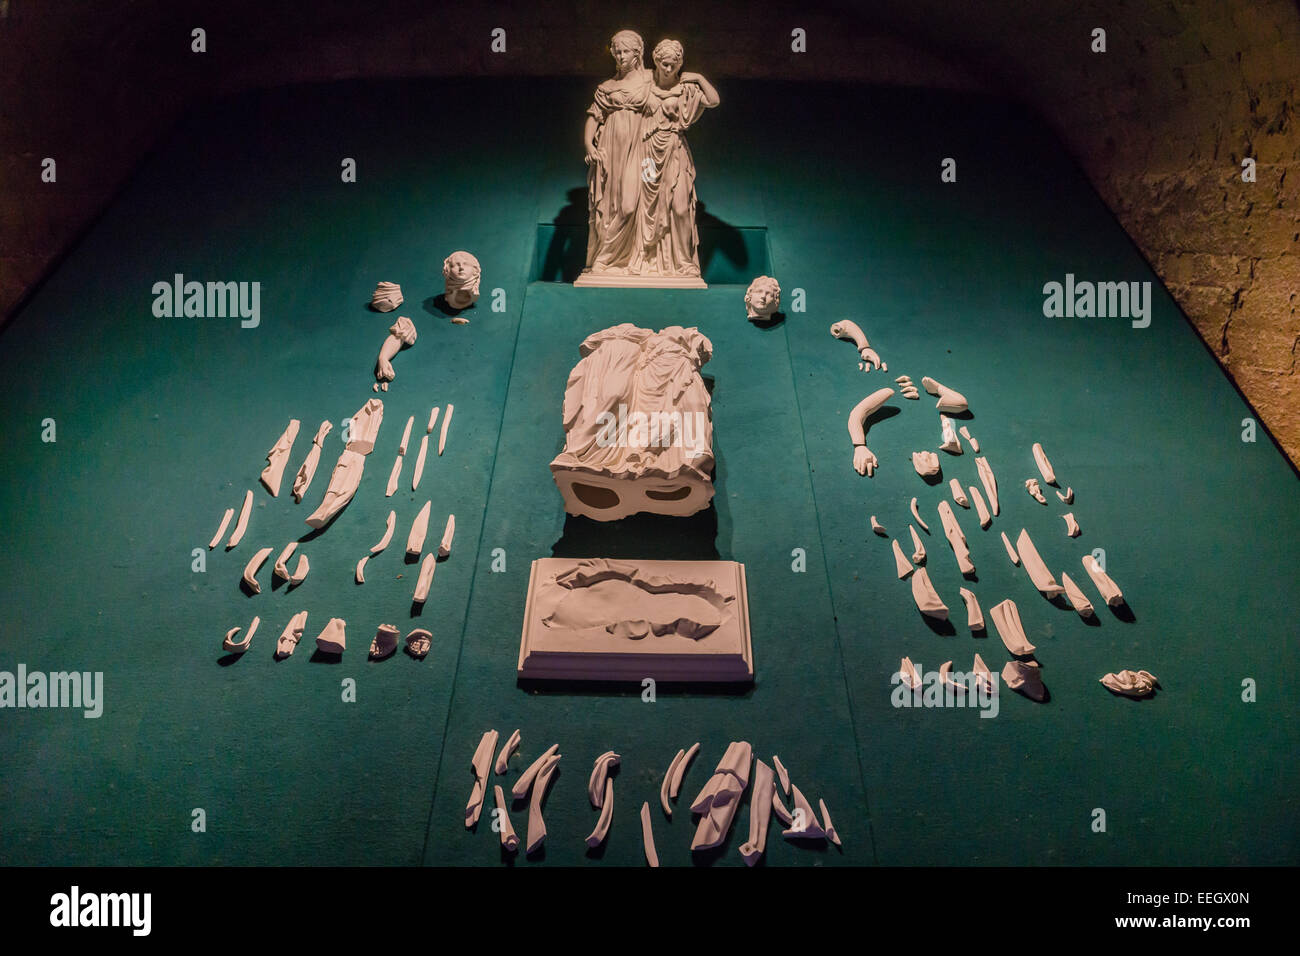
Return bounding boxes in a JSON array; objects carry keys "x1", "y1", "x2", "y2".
[
  {"x1": 1002, "y1": 660, "x2": 1046, "y2": 701},
  {"x1": 223, "y1": 616, "x2": 258, "y2": 653},
  {"x1": 669, "y1": 742, "x2": 700, "y2": 800},
  {"x1": 772, "y1": 791, "x2": 794, "y2": 827},
  {"x1": 242, "y1": 546, "x2": 273, "y2": 594},
  {"x1": 975, "y1": 457, "x2": 999, "y2": 516},
  {"x1": 640, "y1": 801, "x2": 659, "y2": 868},
  {"x1": 494, "y1": 784, "x2": 519, "y2": 852},
  {"x1": 355, "y1": 555, "x2": 368, "y2": 584},
  {"x1": 588, "y1": 751, "x2": 621, "y2": 808},
  {"x1": 970, "y1": 486, "x2": 992, "y2": 529},
  {"x1": 227, "y1": 490, "x2": 253, "y2": 548},
  {"x1": 495, "y1": 729, "x2": 521, "y2": 775},
  {"x1": 273, "y1": 541, "x2": 298, "y2": 583},
  {"x1": 1025, "y1": 478, "x2": 1048, "y2": 504},
  {"x1": 1063, "y1": 513, "x2": 1081, "y2": 537},
  {"x1": 586, "y1": 778, "x2": 615, "y2": 848},
  {"x1": 411, "y1": 435, "x2": 429, "y2": 491},
  {"x1": 937, "y1": 500, "x2": 975, "y2": 575},
  {"x1": 819, "y1": 799, "x2": 841, "y2": 847},
  {"x1": 892, "y1": 539, "x2": 915, "y2": 579},
  {"x1": 1001, "y1": 531, "x2": 1020, "y2": 565},
  {"x1": 405, "y1": 627, "x2": 432, "y2": 659},
  {"x1": 413, "y1": 552, "x2": 436, "y2": 604},
  {"x1": 466, "y1": 730, "x2": 498, "y2": 828},
  {"x1": 949, "y1": 479, "x2": 969, "y2": 508},
  {"x1": 939, "y1": 659, "x2": 965, "y2": 693},
  {"x1": 990, "y1": 599, "x2": 1035, "y2": 656},
  {"x1": 511, "y1": 745, "x2": 561, "y2": 800},
  {"x1": 369, "y1": 623, "x2": 400, "y2": 660},
  {"x1": 895, "y1": 375, "x2": 912, "y2": 385},
  {"x1": 315, "y1": 617, "x2": 346, "y2": 655},
  {"x1": 739, "y1": 759, "x2": 776, "y2": 866},
  {"x1": 438, "y1": 515, "x2": 455, "y2": 558},
  {"x1": 689, "y1": 741, "x2": 752, "y2": 851},
  {"x1": 1100, "y1": 669, "x2": 1159, "y2": 697},
  {"x1": 259, "y1": 419, "x2": 301, "y2": 497},
  {"x1": 1032, "y1": 442, "x2": 1057, "y2": 485},
  {"x1": 939, "y1": 415, "x2": 963, "y2": 454},
  {"x1": 526, "y1": 754, "x2": 560, "y2": 854},
  {"x1": 783, "y1": 785, "x2": 827, "y2": 840},
  {"x1": 370, "y1": 281, "x2": 403, "y2": 312},
  {"x1": 426, "y1": 405, "x2": 439, "y2": 434},
  {"x1": 660, "y1": 749, "x2": 685, "y2": 817},
  {"x1": 1016, "y1": 529, "x2": 1065, "y2": 597},
  {"x1": 275, "y1": 610, "x2": 307, "y2": 659},
  {"x1": 406, "y1": 500, "x2": 432, "y2": 558},
  {"x1": 209, "y1": 508, "x2": 234, "y2": 550},
  {"x1": 830, "y1": 319, "x2": 885, "y2": 371},
  {"x1": 909, "y1": 525, "x2": 927, "y2": 565},
  {"x1": 959, "y1": 425, "x2": 979, "y2": 453},
  {"x1": 443, "y1": 251, "x2": 481, "y2": 310},
  {"x1": 959, "y1": 587, "x2": 985, "y2": 631},
  {"x1": 920, "y1": 376, "x2": 969, "y2": 413},
  {"x1": 292, "y1": 420, "x2": 333, "y2": 503},
  {"x1": 972, "y1": 653, "x2": 995, "y2": 695},
  {"x1": 900, "y1": 656, "x2": 922, "y2": 690},
  {"x1": 305, "y1": 450, "x2": 366, "y2": 529},
  {"x1": 1082, "y1": 555, "x2": 1125, "y2": 607},
  {"x1": 847, "y1": 387, "x2": 895, "y2": 476},
  {"x1": 371, "y1": 511, "x2": 396, "y2": 554},
  {"x1": 1060, "y1": 572, "x2": 1095, "y2": 618},
  {"x1": 910, "y1": 497, "x2": 930, "y2": 534},
  {"x1": 1057, "y1": 487, "x2": 1074, "y2": 504},
  {"x1": 744, "y1": 276, "x2": 781, "y2": 322},
  {"x1": 871, "y1": 514, "x2": 888, "y2": 537},
  {"x1": 374, "y1": 316, "x2": 418, "y2": 392},
  {"x1": 397, "y1": 416, "x2": 415, "y2": 456},
  {"x1": 385, "y1": 454, "x2": 402, "y2": 497},
  {"x1": 772, "y1": 755, "x2": 791, "y2": 796},
  {"x1": 289, "y1": 554, "x2": 309, "y2": 587},
  {"x1": 344, "y1": 398, "x2": 384, "y2": 455},
  {"x1": 910, "y1": 567, "x2": 949, "y2": 620},
  {"x1": 912, "y1": 450, "x2": 941, "y2": 477},
  {"x1": 438, "y1": 403, "x2": 453, "y2": 456}
]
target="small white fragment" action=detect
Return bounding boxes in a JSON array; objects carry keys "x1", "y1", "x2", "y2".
[{"x1": 1063, "y1": 513, "x2": 1081, "y2": 537}]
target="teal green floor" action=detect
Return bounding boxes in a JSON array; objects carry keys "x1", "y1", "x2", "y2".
[{"x1": 1, "y1": 78, "x2": 1295, "y2": 866}]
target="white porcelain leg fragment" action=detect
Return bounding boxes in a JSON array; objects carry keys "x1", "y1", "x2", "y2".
[
  {"x1": 494, "y1": 785, "x2": 519, "y2": 852},
  {"x1": 892, "y1": 539, "x2": 915, "y2": 579},
  {"x1": 275, "y1": 610, "x2": 307, "y2": 659},
  {"x1": 975, "y1": 457, "x2": 999, "y2": 516},
  {"x1": 949, "y1": 479, "x2": 969, "y2": 508},
  {"x1": 259, "y1": 419, "x2": 301, "y2": 497},
  {"x1": 227, "y1": 490, "x2": 253, "y2": 549},
  {"x1": 990, "y1": 599, "x2": 1035, "y2": 655},
  {"x1": 739, "y1": 759, "x2": 775, "y2": 866},
  {"x1": 413, "y1": 552, "x2": 436, "y2": 604},
  {"x1": 969, "y1": 486, "x2": 992, "y2": 529},
  {"x1": 640, "y1": 801, "x2": 659, "y2": 867},
  {"x1": 847, "y1": 388, "x2": 895, "y2": 476},
  {"x1": 406, "y1": 500, "x2": 432, "y2": 558},
  {"x1": 910, "y1": 567, "x2": 949, "y2": 620},
  {"x1": 466, "y1": 730, "x2": 499, "y2": 828},
  {"x1": 292, "y1": 420, "x2": 333, "y2": 503},
  {"x1": 1032, "y1": 442, "x2": 1057, "y2": 485},
  {"x1": 371, "y1": 511, "x2": 396, "y2": 554},
  {"x1": 438, "y1": 514, "x2": 455, "y2": 558},
  {"x1": 315, "y1": 617, "x2": 346, "y2": 654},
  {"x1": 959, "y1": 587, "x2": 985, "y2": 630},
  {"x1": 210, "y1": 508, "x2": 234, "y2": 550},
  {"x1": 937, "y1": 500, "x2": 975, "y2": 575},
  {"x1": 1082, "y1": 554, "x2": 1125, "y2": 606},
  {"x1": 242, "y1": 546, "x2": 273, "y2": 594},
  {"x1": 411, "y1": 435, "x2": 429, "y2": 491},
  {"x1": 920, "y1": 376, "x2": 969, "y2": 413},
  {"x1": 495, "y1": 729, "x2": 521, "y2": 775}
]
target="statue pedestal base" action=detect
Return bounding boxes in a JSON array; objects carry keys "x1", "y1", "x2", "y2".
[{"x1": 574, "y1": 271, "x2": 707, "y2": 289}]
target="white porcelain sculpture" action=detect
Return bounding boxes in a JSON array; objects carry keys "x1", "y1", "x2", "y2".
[
  {"x1": 373, "y1": 316, "x2": 417, "y2": 392},
  {"x1": 551, "y1": 324, "x2": 715, "y2": 520},
  {"x1": 744, "y1": 276, "x2": 780, "y2": 321},
  {"x1": 442, "y1": 252, "x2": 481, "y2": 311},
  {"x1": 577, "y1": 32, "x2": 719, "y2": 288},
  {"x1": 517, "y1": 557, "x2": 752, "y2": 682},
  {"x1": 370, "y1": 281, "x2": 403, "y2": 312}
]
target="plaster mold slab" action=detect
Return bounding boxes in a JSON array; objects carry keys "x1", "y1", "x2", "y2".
[
  {"x1": 909, "y1": 525, "x2": 927, "y2": 565},
  {"x1": 305, "y1": 450, "x2": 366, "y2": 529},
  {"x1": 1025, "y1": 478, "x2": 1047, "y2": 504},
  {"x1": 912, "y1": 450, "x2": 941, "y2": 477},
  {"x1": 526, "y1": 755, "x2": 560, "y2": 854},
  {"x1": 370, "y1": 281, "x2": 402, "y2": 312},
  {"x1": 518, "y1": 558, "x2": 753, "y2": 682},
  {"x1": 1082, "y1": 555, "x2": 1125, "y2": 607},
  {"x1": 438, "y1": 403, "x2": 453, "y2": 456},
  {"x1": 438, "y1": 515, "x2": 455, "y2": 558},
  {"x1": 385, "y1": 455, "x2": 402, "y2": 497},
  {"x1": 830, "y1": 320, "x2": 885, "y2": 371},
  {"x1": 921, "y1": 376, "x2": 968, "y2": 413},
  {"x1": 1057, "y1": 487, "x2": 1074, "y2": 504},
  {"x1": 406, "y1": 500, "x2": 432, "y2": 558},
  {"x1": 371, "y1": 511, "x2": 396, "y2": 554},
  {"x1": 772, "y1": 756, "x2": 791, "y2": 795},
  {"x1": 370, "y1": 623, "x2": 400, "y2": 660},
  {"x1": 292, "y1": 420, "x2": 333, "y2": 503},
  {"x1": 589, "y1": 751, "x2": 620, "y2": 808},
  {"x1": 374, "y1": 316, "x2": 417, "y2": 392},
  {"x1": 227, "y1": 490, "x2": 254, "y2": 549},
  {"x1": 949, "y1": 479, "x2": 969, "y2": 508},
  {"x1": 1060, "y1": 572, "x2": 1095, "y2": 618},
  {"x1": 289, "y1": 554, "x2": 309, "y2": 587},
  {"x1": 1000, "y1": 531, "x2": 1020, "y2": 565},
  {"x1": 990, "y1": 599, "x2": 1035, "y2": 656},
  {"x1": 466, "y1": 729, "x2": 498, "y2": 828},
  {"x1": 210, "y1": 508, "x2": 234, "y2": 550},
  {"x1": 975, "y1": 457, "x2": 999, "y2": 516},
  {"x1": 495, "y1": 730, "x2": 521, "y2": 775},
  {"x1": 411, "y1": 436, "x2": 429, "y2": 491},
  {"x1": 959, "y1": 587, "x2": 985, "y2": 631},
  {"x1": 939, "y1": 415, "x2": 962, "y2": 454},
  {"x1": 1100, "y1": 669, "x2": 1159, "y2": 697},
  {"x1": 273, "y1": 541, "x2": 298, "y2": 583},
  {"x1": 345, "y1": 399, "x2": 384, "y2": 455},
  {"x1": 847, "y1": 387, "x2": 895, "y2": 477},
  {"x1": 892, "y1": 539, "x2": 914, "y2": 579},
  {"x1": 512, "y1": 745, "x2": 560, "y2": 800},
  {"x1": 689, "y1": 741, "x2": 753, "y2": 851},
  {"x1": 1063, "y1": 513, "x2": 1081, "y2": 537},
  {"x1": 739, "y1": 759, "x2": 775, "y2": 866},
  {"x1": 355, "y1": 555, "x2": 368, "y2": 584},
  {"x1": 640, "y1": 802, "x2": 659, "y2": 868},
  {"x1": 223, "y1": 616, "x2": 258, "y2": 653},
  {"x1": 1002, "y1": 660, "x2": 1046, "y2": 701},
  {"x1": 969, "y1": 486, "x2": 992, "y2": 529},
  {"x1": 783, "y1": 785, "x2": 827, "y2": 840},
  {"x1": 259, "y1": 419, "x2": 301, "y2": 497},
  {"x1": 315, "y1": 617, "x2": 346, "y2": 655},
  {"x1": 1032, "y1": 442, "x2": 1057, "y2": 485},
  {"x1": 910, "y1": 568, "x2": 948, "y2": 620},
  {"x1": 937, "y1": 500, "x2": 974, "y2": 574},
  {"x1": 820, "y1": 799, "x2": 841, "y2": 847},
  {"x1": 910, "y1": 498, "x2": 930, "y2": 534},
  {"x1": 586, "y1": 778, "x2": 615, "y2": 848},
  {"x1": 413, "y1": 553, "x2": 436, "y2": 605},
  {"x1": 242, "y1": 546, "x2": 273, "y2": 594},
  {"x1": 959, "y1": 425, "x2": 978, "y2": 452},
  {"x1": 405, "y1": 628, "x2": 432, "y2": 659},
  {"x1": 494, "y1": 785, "x2": 519, "y2": 852},
  {"x1": 871, "y1": 515, "x2": 888, "y2": 537},
  {"x1": 1016, "y1": 529, "x2": 1065, "y2": 597},
  {"x1": 275, "y1": 611, "x2": 307, "y2": 659}
]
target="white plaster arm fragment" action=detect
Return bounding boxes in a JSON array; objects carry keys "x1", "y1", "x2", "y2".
[
  {"x1": 830, "y1": 319, "x2": 885, "y2": 371},
  {"x1": 374, "y1": 315, "x2": 417, "y2": 391},
  {"x1": 847, "y1": 387, "x2": 895, "y2": 476}
]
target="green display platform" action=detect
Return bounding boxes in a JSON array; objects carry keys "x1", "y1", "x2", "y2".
[{"x1": 1, "y1": 77, "x2": 1295, "y2": 867}]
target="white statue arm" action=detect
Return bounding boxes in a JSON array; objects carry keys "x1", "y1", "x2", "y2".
[
  {"x1": 847, "y1": 387, "x2": 895, "y2": 476},
  {"x1": 583, "y1": 114, "x2": 601, "y2": 163},
  {"x1": 681, "y1": 72, "x2": 719, "y2": 108},
  {"x1": 830, "y1": 320, "x2": 886, "y2": 372}
]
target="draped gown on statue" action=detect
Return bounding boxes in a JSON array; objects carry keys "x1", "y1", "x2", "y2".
[
  {"x1": 585, "y1": 73, "x2": 652, "y2": 273},
  {"x1": 629, "y1": 81, "x2": 708, "y2": 278}
]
